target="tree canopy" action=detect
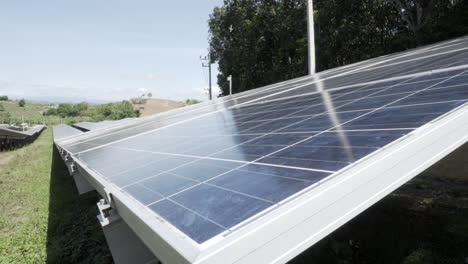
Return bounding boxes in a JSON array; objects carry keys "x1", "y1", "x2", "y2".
[
  {"x1": 18, "y1": 99, "x2": 26, "y2": 107},
  {"x1": 208, "y1": 0, "x2": 468, "y2": 96}
]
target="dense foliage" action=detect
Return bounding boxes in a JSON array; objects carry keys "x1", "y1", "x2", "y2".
[
  {"x1": 44, "y1": 101, "x2": 139, "y2": 122},
  {"x1": 185, "y1": 99, "x2": 202, "y2": 105},
  {"x1": 0, "y1": 96, "x2": 8, "y2": 101},
  {"x1": 18, "y1": 99, "x2": 26, "y2": 107},
  {"x1": 209, "y1": 0, "x2": 468, "y2": 95}
]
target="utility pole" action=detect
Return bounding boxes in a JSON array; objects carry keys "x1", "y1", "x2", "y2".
[
  {"x1": 307, "y1": 0, "x2": 316, "y2": 75},
  {"x1": 200, "y1": 51, "x2": 213, "y2": 100},
  {"x1": 227, "y1": 75, "x2": 233, "y2": 95}
]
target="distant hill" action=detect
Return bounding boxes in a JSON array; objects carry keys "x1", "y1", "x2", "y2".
[
  {"x1": 132, "y1": 98, "x2": 185, "y2": 117},
  {"x1": 0, "y1": 100, "x2": 49, "y2": 124},
  {"x1": 7, "y1": 95, "x2": 111, "y2": 105}
]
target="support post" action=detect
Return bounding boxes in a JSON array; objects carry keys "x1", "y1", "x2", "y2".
[
  {"x1": 307, "y1": 0, "x2": 316, "y2": 75},
  {"x1": 208, "y1": 52, "x2": 212, "y2": 100},
  {"x1": 228, "y1": 75, "x2": 233, "y2": 95}
]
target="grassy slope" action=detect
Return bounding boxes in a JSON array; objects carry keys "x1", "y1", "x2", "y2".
[
  {"x1": 1, "y1": 101, "x2": 48, "y2": 119},
  {"x1": 0, "y1": 129, "x2": 111, "y2": 264},
  {"x1": 0, "y1": 101, "x2": 90, "y2": 125}
]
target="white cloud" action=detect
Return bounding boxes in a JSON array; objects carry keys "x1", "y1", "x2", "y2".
[
  {"x1": 200, "y1": 85, "x2": 222, "y2": 98},
  {"x1": 146, "y1": 73, "x2": 156, "y2": 80}
]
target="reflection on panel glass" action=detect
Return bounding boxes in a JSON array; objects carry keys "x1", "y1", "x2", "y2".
[{"x1": 65, "y1": 41, "x2": 468, "y2": 244}]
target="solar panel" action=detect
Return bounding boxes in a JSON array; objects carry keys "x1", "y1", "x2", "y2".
[
  {"x1": 53, "y1": 124, "x2": 83, "y2": 141},
  {"x1": 0, "y1": 125, "x2": 45, "y2": 139},
  {"x1": 73, "y1": 118, "x2": 137, "y2": 132},
  {"x1": 56, "y1": 36, "x2": 468, "y2": 263}
]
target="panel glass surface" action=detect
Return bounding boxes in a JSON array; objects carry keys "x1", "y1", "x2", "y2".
[{"x1": 62, "y1": 36, "x2": 468, "y2": 244}]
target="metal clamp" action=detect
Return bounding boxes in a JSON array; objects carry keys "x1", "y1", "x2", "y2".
[
  {"x1": 70, "y1": 162, "x2": 76, "y2": 173},
  {"x1": 97, "y1": 198, "x2": 114, "y2": 226}
]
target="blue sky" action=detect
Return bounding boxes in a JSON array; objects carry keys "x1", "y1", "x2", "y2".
[{"x1": 0, "y1": 0, "x2": 223, "y2": 103}]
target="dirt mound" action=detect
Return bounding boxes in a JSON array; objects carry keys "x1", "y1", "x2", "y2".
[{"x1": 133, "y1": 98, "x2": 185, "y2": 117}]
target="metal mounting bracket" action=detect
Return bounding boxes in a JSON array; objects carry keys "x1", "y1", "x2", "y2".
[{"x1": 96, "y1": 196, "x2": 159, "y2": 264}]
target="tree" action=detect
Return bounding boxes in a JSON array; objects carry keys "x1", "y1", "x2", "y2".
[
  {"x1": 18, "y1": 98, "x2": 26, "y2": 107},
  {"x1": 0, "y1": 95, "x2": 8, "y2": 101},
  {"x1": 209, "y1": 0, "x2": 309, "y2": 96},
  {"x1": 93, "y1": 100, "x2": 139, "y2": 121},
  {"x1": 73, "y1": 102, "x2": 89, "y2": 115},
  {"x1": 185, "y1": 99, "x2": 202, "y2": 105},
  {"x1": 147, "y1": 93, "x2": 153, "y2": 98},
  {"x1": 208, "y1": 0, "x2": 468, "y2": 95},
  {"x1": 44, "y1": 108, "x2": 57, "y2": 116},
  {"x1": 56, "y1": 104, "x2": 73, "y2": 117}
]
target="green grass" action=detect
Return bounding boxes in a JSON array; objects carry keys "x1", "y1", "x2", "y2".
[
  {"x1": 0, "y1": 129, "x2": 111, "y2": 264},
  {"x1": 0, "y1": 101, "x2": 48, "y2": 119}
]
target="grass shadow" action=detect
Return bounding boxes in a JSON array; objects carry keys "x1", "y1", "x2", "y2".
[{"x1": 46, "y1": 144, "x2": 113, "y2": 264}]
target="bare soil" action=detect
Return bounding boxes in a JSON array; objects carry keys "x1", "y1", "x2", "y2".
[{"x1": 134, "y1": 98, "x2": 185, "y2": 117}]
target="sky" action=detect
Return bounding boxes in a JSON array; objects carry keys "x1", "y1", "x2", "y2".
[{"x1": 0, "y1": 0, "x2": 224, "y2": 103}]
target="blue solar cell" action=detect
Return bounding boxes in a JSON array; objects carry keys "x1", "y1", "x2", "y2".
[
  {"x1": 207, "y1": 170, "x2": 314, "y2": 203},
  {"x1": 112, "y1": 162, "x2": 165, "y2": 187},
  {"x1": 238, "y1": 164, "x2": 331, "y2": 181},
  {"x1": 301, "y1": 130, "x2": 408, "y2": 148},
  {"x1": 170, "y1": 184, "x2": 272, "y2": 229},
  {"x1": 181, "y1": 136, "x2": 257, "y2": 156},
  {"x1": 241, "y1": 117, "x2": 306, "y2": 133},
  {"x1": 247, "y1": 133, "x2": 316, "y2": 146},
  {"x1": 242, "y1": 106, "x2": 313, "y2": 122},
  {"x1": 284, "y1": 104, "x2": 333, "y2": 118},
  {"x1": 139, "y1": 173, "x2": 198, "y2": 197},
  {"x1": 93, "y1": 153, "x2": 154, "y2": 176},
  {"x1": 169, "y1": 159, "x2": 239, "y2": 181},
  {"x1": 412, "y1": 69, "x2": 467, "y2": 81},
  {"x1": 431, "y1": 73, "x2": 468, "y2": 88},
  {"x1": 123, "y1": 184, "x2": 163, "y2": 205},
  {"x1": 391, "y1": 86, "x2": 468, "y2": 106},
  {"x1": 149, "y1": 199, "x2": 225, "y2": 243},
  {"x1": 336, "y1": 93, "x2": 412, "y2": 112},
  {"x1": 210, "y1": 144, "x2": 284, "y2": 162},
  {"x1": 343, "y1": 101, "x2": 466, "y2": 130},
  {"x1": 330, "y1": 89, "x2": 379, "y2": 101},
  {"x1": 258, "y1": 156, "x2": 347, "y2": 171},
  {"x1": 281, "y1": 110, "x2": 368, "y2": 132},
  {"x1": 372, "y1": 78, "x2": 443, "y2": 96},
  {"x1": 267, "y1": 145, "x2": 376, "y2": 167}
]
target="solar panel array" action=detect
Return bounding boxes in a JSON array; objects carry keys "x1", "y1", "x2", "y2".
[
  {"x1": 53, "y1": 124, "x2": 83, "y2": 141},
  {"x1": 0, "y1": 125, "x2": 46, "y2": 139},
  {"x1": 73, "y1": 118, "x2": 137, "y2": 132},
  {"x1": 61, "y1": 36, "x2": 468, "y2": 243}
]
